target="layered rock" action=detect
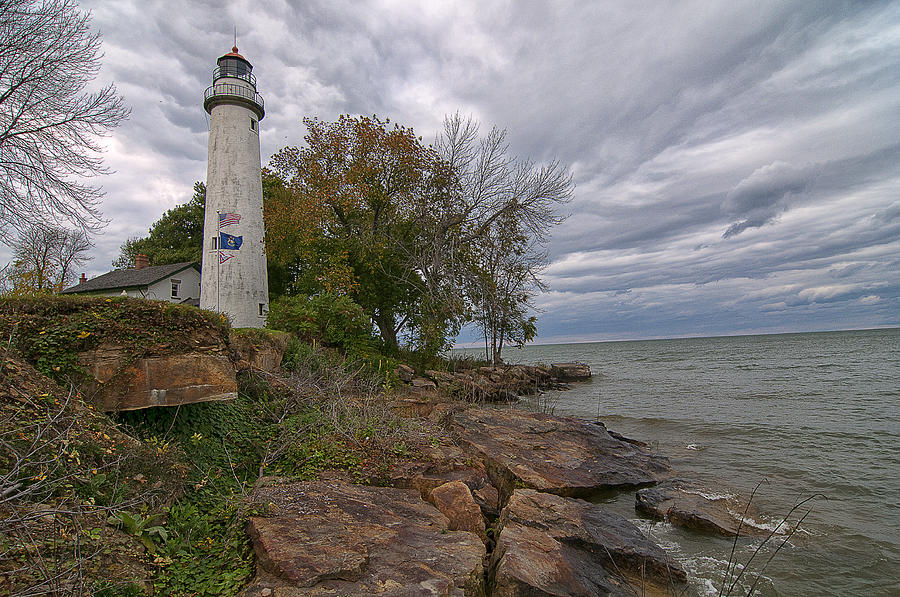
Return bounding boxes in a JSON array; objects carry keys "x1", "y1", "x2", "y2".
[
  {"x1": 451, "y1": 408, "x2": 673, "y2": 501},
  {"x1": 549, "y1": 362, "x2": 591, "y2": 382},
  {"x1": 389, "y1": 442, "x2": 493, "y2": 501},
  {"x1": 242, "y1": 481, "x2": 486, "y2": 596},
  {"x1": 79, "y1": 346, "x2": 237, "y2": 411},
  {"x1": 411, "y1": 377, "x2": 438, "y2": 390},
  {"x1": 397, "y1": 363, "x2": 415, "y2": 383},
  {"x1": 396, "y1": 364, "x2": 564, "y2": 402},
  {"x1": 229, "y1": 330, "x2": 289, "y2": 373},
  {"x1": 490, "y1": 490, "x2": 688, "y2": 596},
  {"x1": 636, "y1": 480, "x2": 769, "y2": 537}
]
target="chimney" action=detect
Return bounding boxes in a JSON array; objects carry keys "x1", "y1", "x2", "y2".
[
  {"x1": 79, "y1": 273, "x2": 87, "y2": 284},
  {"x1": 134, "y1": 254, "x2": 150, "y2": 270}
]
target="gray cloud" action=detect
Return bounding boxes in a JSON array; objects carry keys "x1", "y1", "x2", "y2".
[
  {"x1": 4, "y1": 0, "x2": 894, "y2": 342},
  {"x1": 721, "y1": 161, "x2": 814, "y2": 238}
]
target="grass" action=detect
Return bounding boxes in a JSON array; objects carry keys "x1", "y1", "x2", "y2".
[
  {"x1": 0, "y1": 348, "x2": 186, "y2": 595},
  {"x1": 2, "y1": 323, "x2": 425, "y2": 596}
]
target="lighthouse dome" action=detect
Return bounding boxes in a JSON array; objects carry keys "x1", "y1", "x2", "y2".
[{"x1": 204, "y1": 45, "x2": 264, "y2": 119}]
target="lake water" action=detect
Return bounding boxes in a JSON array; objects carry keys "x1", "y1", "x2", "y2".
[{"x1": 453, "y1": 328, "x2": 900, "y2": 596}]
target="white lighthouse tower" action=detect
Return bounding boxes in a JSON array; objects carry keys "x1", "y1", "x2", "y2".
[{"x1": 200, "y1": 46, "x2": 268, "y2": 328}]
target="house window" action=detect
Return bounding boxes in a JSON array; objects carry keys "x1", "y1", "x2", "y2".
[
  {"x1": 171, "y1": 279, "x2": 181, "y2": 298},
  {"x1": 250, "y1": 118, "x2": 258, "y2": 132}
]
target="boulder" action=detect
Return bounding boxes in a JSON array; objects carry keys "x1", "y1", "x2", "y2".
[
  {"x1": 388, "y1": 443, "x2": 505, "y2": 522},
  {"x1": 389, "y1": 443, "x2": 490, "y2": 501},
  {"x1": 229, "y1": 330, "x2": 289, "y2": 373},
  {"x1": 396, "y1": 363, "x2": 415, "y2": 383},
  {"x1": 490, "y1": 490, "x2": 688, "y2": 596},
  {"x1": 472, "y1": 483, "x2": 501, "y2": 519},
  {"x1": 430, "y1": 481, "x2": 487, "y2": 541},
  {"x1": 411, "y1": 377, "x2": 438, "y2": 390},
  {"x1": 635, "y1": 480, "x2": 769, "y2": 537},
  {"x1": 243, "y1": 481, "x2": 485, "y2": 596},
  {"x1": 451, "y1": 408, "x2": 672, "y2": 501},
  {"x1": 550, "y1": 362, "x2": 591, "y2": 382},
  {"x1": 425, "y1": 370, "x2": 456, "y2": 386}
]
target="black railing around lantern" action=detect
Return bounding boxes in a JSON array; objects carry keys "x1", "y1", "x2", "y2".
[{"x1": 203, "y1": 83, "x2": 265, "y2": 118}]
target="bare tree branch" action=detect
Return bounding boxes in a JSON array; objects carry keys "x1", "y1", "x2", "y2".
[
  {"x1": 5, "y1": 222, "x2": 92, "y2": 293},
  {"x1": 0, "y1": 0, "x2": 129, "y2": 239}
]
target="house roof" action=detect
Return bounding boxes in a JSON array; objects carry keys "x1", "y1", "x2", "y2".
[{"x1": 61, "y1": 262, "x2": 200, "y2": 294}]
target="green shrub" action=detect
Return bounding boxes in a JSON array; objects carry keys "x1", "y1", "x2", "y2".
[
  {"x1": 0, "y1": 295, "x2": 229, "y2": 383},
  {"x1": 267, "y1": 293, "x2": 375, "y2": 353},
  {"x1": 281, "y1": 337, "x2": 336, "y2": 373}
]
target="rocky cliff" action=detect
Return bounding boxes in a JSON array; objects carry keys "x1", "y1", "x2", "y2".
[{"x1": 241, "y1": 407, "x2": 691, "y2": 596}]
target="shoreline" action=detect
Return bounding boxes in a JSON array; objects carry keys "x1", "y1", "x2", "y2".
[{"x1": 240, "y1": 363, "x2": 786, "y2": 595}]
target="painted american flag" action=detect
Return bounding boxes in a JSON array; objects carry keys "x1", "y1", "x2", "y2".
[{"x1": 218, "y1": 212, "x2": 241, "y2": 227}]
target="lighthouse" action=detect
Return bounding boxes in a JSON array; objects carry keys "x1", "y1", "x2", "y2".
[{"x1": 200, "y1": 46, "x2": 268, "y2": 328}]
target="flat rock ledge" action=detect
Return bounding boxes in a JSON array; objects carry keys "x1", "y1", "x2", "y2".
[
  {"x1": 79, "y1": 348, "x2": 237, "y2": 411},
  {"x1": 451, "y1": 408, "x2": 673, "y2": 502},
  {"x1": 490, "y1": 490, "x2": 689, "y2": 596},
  {"x1": 636, "y1": 480, "x2": 769, "y2": 537},
  {"x1": 241, "y1": 481, "x2": 486, "y2": 596}
]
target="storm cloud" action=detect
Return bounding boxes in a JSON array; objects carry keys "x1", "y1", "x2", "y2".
[{"x1": 3, "y1": 0, "x2": 896, "y2": 342}]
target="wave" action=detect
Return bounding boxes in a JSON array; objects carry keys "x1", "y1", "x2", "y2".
[
  {"x1": 680, "y1": 555, "x2": 774, "y2": 597},
  {"x1": 681, "y1": 487, "x2": 735, "y2": 501}
]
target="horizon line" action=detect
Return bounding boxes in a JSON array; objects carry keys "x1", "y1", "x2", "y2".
[{"x1": 451, "y1": 324, "x2": 899, "y2": 350}]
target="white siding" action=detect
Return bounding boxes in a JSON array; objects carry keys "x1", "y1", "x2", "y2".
[
  {"x1": 147, "y1": 268, "x2": 201, "y2": 302},
  {"x1": 85, "y1": 268, "x2": 200, "y2": 303}
]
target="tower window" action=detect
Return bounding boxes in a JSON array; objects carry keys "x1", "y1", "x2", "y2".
[
  {"x1": 250, "y1": 118, "x2": 258, "y2": 132},
  {"x1": 171, "y1": 279, "x2": 181, "y2": 298},
  {"x1": 221, "y1": 57, "x2": 248, "y2": 76},
  {"x1": 259, "y1": 303, "x2": 265, "y2": 317},
  {"x1": 212, "y1": 236, "x2": 218, "y2": 250}
]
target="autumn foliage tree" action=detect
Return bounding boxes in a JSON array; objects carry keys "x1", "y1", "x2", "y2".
[
  {"x1": 268, "y1": 115, "x2": 439, "y2": 350},
  {"x1": 266, "y1": 113, "x2": 573, "y2": 360}
]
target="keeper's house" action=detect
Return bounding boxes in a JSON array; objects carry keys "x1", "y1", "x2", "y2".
[{"x1": 61, "y1": 254, "x2": 201, "y2": 305}]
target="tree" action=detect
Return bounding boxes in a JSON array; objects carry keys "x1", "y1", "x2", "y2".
[
  {"x1": 267, "y1": 114, "x2": 573, "y2": 358},
  {"x1": 430, "y1": 114, "x2": 573, "y2": 362},
  {"x1": 5, "y1": 223, "x2": 91, "y2": 293},
  {"x1": 467, "y1": 210, "x2": 544, "y2": 364},
  {"x1": 0, "y1": 0, "x2": 129, "y2": 238},
  {"x1": 261, "y1": 170, "x2": 346, "y2": 298},
  {"x1": 112, "y1": 182, "x2": 205, "y2": 268},
  {"x1": 268, "y1": 115, "x2": 438, "y2": 350}
]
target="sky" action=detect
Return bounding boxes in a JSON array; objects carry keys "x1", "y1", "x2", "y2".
[{"x1": 8, "y1": 0, "x2": 899, "y2": 343}]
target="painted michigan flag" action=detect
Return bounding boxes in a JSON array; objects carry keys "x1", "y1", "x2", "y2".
[{"x1": 220, "y1": 232, "x2": 243, "y2": 250}]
